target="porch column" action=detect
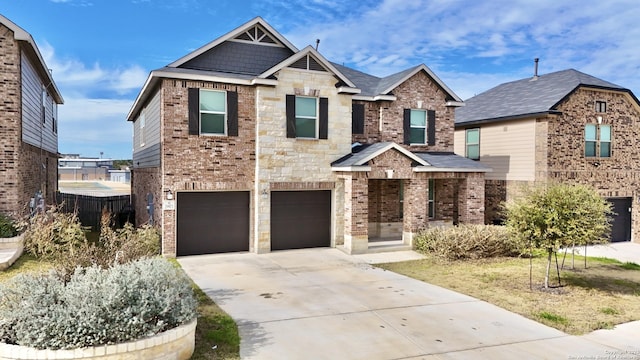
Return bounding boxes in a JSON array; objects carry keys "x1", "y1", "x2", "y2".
[
  {"x1": 457, "y1": 173, "x2": 485, "y2": 224},
  {"x1": 403, "y1": 178, "x2": 428, "y2": 247},
  {"x1": 343, "y1": 174, "x2": 368, "y2": 254}
]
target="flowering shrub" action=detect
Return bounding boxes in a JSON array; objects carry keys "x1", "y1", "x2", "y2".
[{"x1": 0, "y1": 257, "x2": 196, "y2": 350}]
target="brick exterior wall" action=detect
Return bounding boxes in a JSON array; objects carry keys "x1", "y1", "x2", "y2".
[
  {"x1": 457, "y1": 173, "x2": 485, "y2": 224},
  {"x1": 352, "y1": 71, "x2": 455, "y2": 153},
  {"x1": 0, "y1": 24, "x2": 58, "y2": 217},
  {"x1": 131, "y1": 167, "x2": 161, "y2": 228},
  {"x1": 341, "y1": 173, "x2": 368, "y2": 253},
  {"x1": 546, "y1": 88, "x2": 640, "y2": 242}
]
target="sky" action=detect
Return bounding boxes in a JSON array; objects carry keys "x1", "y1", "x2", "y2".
[{"x1": 2, "y1": 0, "x2": 640, "y2": 159}]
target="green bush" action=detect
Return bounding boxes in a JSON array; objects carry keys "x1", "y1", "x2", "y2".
[
  {"x1": 0, "y1": 213, "x2": 17, "y2": 238},
  {"x1": 0, "y1": 257, "x2": 197, "y2": 350},
  {"x1": 414, "y1": 224, "x2": 523, "y2": 260}
]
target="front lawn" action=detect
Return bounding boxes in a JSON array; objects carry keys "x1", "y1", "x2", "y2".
[{"x1": 377, "y1": 254, "x2": 640, "y2": 335}]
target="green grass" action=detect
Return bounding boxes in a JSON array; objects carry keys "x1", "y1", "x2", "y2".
[{"x1": 378, "y1": 254, "x2": 640, "y2": 335}]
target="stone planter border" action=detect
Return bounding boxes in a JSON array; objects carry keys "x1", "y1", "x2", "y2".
[
  {"x1": 0, "y1": 319, "x2": 196, "y2": 360},
  {"x1": 0, "y1": 233, "x2": 24, "y2": 271}
]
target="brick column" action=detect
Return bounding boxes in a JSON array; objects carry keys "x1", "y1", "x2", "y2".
[
  {"x1": 403, "y1": 178, "x2": 428, "y2": 246},
  {"x1": 343, "y1": 174, "x2": 368, "y2": 254},
  {"x1": 457, "y1": 173, "x2": 485, "y2": 224}
]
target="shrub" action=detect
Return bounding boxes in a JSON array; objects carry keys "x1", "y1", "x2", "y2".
[
  {"x1": 0, "y1": 213, "x2": 17, "y2": 238},
  {"x1": 0, "y1": 257, "x2": 197, "y2": 350},
  {"x1": 20, "y1": 205, "x2": 87, "y2": 260},
  {"x1": 414, "y1": 224, "x2": 523, "y2": 260}
]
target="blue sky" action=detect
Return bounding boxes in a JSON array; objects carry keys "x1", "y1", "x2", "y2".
[{"x1": 2, "y1": 0, "x2": 640, "y2": 159}]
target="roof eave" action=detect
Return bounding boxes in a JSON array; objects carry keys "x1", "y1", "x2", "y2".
[
  {"x1": 352, "y1": 94, "x2": 397, "y2": 101},
  {"x1": 380, "y1": 64, "x2": 463, "y2": 103},
  {"x1": 454, "y1": 111, "x2": 561, "y2": 128},
  {"x1": 331, "y1": 166, "x2": 372, "y2": 172},
  {"x1": 413, "y1": 166, "x2": 492, "y2": 173}
]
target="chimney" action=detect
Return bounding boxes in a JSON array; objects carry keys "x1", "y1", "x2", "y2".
[{"x1": 533, "y1": 58, "x2": 539, "y2": 79}]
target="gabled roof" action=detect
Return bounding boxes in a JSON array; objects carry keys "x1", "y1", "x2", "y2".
[
  {"x1": 332, "y1": 142, "x2": 428, "y2": 168},
  {"x1": 0, "y1": 14, "x2": 63, "y2": 104},
  {"x1": 455, "y1": 69, "x2": 638, "y2": 126},
  {"x1": 168, "y1": 16, "x2": 298, "y2": 68},
  {"x1": 331, "y1": 142, "x2": 491, "y2": 173},
  {"x1": 259, "y1": 45, "x2": 358, "y2": 91},
  {"x1": 333, "y1": 63, "x2": 463, "y2": 104}
]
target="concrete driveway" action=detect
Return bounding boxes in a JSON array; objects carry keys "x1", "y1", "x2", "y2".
[{"x1": 179, "y1": 248, "x2": 639, "y2": 359}]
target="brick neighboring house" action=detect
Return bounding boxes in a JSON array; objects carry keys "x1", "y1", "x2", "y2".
[
  {"x1": 0, "y1": 15, "x2": 63, "y2": 216},
  {"x1": 127, "y1": 17, "x2": 489, "y2": 257},
  {"x1": 454, "y1": 67, "x2": 640, "y2": 243}
]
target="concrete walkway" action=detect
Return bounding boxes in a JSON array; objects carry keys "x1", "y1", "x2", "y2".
[{"x1": 178, "y1": 247, "x2": 640, "y2": 359}]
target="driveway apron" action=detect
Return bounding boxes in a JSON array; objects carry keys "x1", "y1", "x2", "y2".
[{"x1": 178, "y1": 248, "x2": 635, "y2": 359}]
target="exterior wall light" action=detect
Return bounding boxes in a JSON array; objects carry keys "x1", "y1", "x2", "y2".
[{"x1": 166, "y1": 189, "x2": 174, "y2": 200}]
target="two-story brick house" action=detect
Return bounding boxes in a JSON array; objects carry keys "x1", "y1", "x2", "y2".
[
  {"x1": 454, "y1": 67, "x2": 640, "y2": 243},
  {"x1": 0, "y1": 15, "x2": 63, "y2": 216},
  {"x1": 128, "y1": 17, "x2": 489, "y2": 256}
]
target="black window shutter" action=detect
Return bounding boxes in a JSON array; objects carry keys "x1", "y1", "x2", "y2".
[
  {"x1": 427, "y1": 110, "x2": 436, "y2": 146},
  {"x1": 286, "y1": 95, "x2": 296, "y2": 138},
  {"x1": 188, "y1": 88, "x2": 199, "y2": 135},
  {"x1": 352, "y1": 103, "x2": 365, "y2": 134},
  {"x1": 403, "y1": 109, "x2": 411, "y2": 144},
  {"x1": 319, "y1": 97, "x2": 328, "y2": 139},
  {"x1": 227, "y1": 91, "x2": 238, "y2": 136}
]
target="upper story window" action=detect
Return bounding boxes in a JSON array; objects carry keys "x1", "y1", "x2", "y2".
[
  {"x1": 139, "y1": 112, "x2": 145, "y2": 147},
  {"x1": 465, "y1": 128, "x2": 480, "y2": 160},
  {"x1": 585, "y1": 124, "x2": 611, "y2": 158},
  {"x1": 200, "y1": 89, "x2": 227, "y2": 135},
  {"x1": 188, "y1": 88, "x2": 238, "y2": 137},
  {"x1": 295, "y1": 96, "x2": 318, "y2": 138},
  {"x1": 286, "y1": 94, "x2": 328, "y2": 139},
  {"x1": 403, "y1": 108, "x2": 435, "y2": 146},
  {"x1": 409, "y1": 110, "x2": 426, "y2": 144},
  {"x1": 595, "y1": 101, "x2": 607, "y2": 113}
]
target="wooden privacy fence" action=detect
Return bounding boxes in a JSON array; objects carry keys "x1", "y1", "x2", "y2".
[{"x1": 55, "y1": 193, "x2": 133, "y2": 231}]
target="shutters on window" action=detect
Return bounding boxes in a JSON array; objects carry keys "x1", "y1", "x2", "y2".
[
  {"x1": 319, "y1": 97, "x2": 328, "y2": 139},
  {"x1": 352, "y1": 103, "x2": 365, "y2": 134},
  {"x1": 427, "y1": 109, "x2": 436, "y2": 146}
]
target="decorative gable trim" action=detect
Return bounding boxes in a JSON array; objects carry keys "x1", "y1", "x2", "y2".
[
  {"x1": 167, "y1": 16, "x2": 298, "y2": 68},
  {"x1": 352, "y1": 143, "x2": 428, "y2": 166},
  {"x1": 229, "y1": 23, "x2": 283, "y2": 47},
  {"x1": 258, "y1": 45, "x2": 360, "y2": 92}
]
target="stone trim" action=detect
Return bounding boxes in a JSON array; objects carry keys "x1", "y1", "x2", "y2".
[
  {"x1": 0, "y1": 319, "x2": 196, "y2": 360},
  {"x1": 270, "y1": 181, "x2": 335, "y2": 190}
]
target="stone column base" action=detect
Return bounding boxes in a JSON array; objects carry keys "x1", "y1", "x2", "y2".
[{"x1": 344, "y1": 234, "x2": 369, "y2": 254}]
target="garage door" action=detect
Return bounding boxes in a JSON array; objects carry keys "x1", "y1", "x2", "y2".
[
  {"x1": 177, "y1": 191, "x2": 249, "y2": 256},
  {"x1": 271, "y1": 190, "x2": 331, "y2": 250},
  {"x1": 608, "y1": 198, "x2": 631, "y2": 242}
]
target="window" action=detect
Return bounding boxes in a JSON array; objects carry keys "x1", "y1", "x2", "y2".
[
  {"x1": 596, "y1": 101, "x2": 607, "y2": 113},
  {"x1": 409, "y1": 110, "x2": 426, "y2": 144},
  {"x1": 428, "y1": 179, "x2": 435, "y2": 218},
  {"x1": 286, "y1": 95, "x2": 328, "y2": 139},
  {"x1": 465, "y1": 128, "x2": 480, "y2": 160},
  {"x1": 139, "y1": 113, "x2": 145, "y2": 147},
  {"x1": 295, "y1": 96, "x2": 317, "y2": 138},
  {"x1": 52, "y1": 102, "x2": 57, "y2": 134},
  {"x1": 188, "y1": 88, "x2": 238, "y2": 136},
  {"x1": 585, "y1": 124, "x2": 611, "y2": 158},
  {"x1": 199, "y1": 89, "x2": 226, "y2": 135},
  {"x1": 403, "y1": 109, "x2": 435, "y2": 145}
]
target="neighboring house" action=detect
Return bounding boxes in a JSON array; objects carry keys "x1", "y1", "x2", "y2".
[
  {"x1": 127, "y1": 17, "x2": 489, "y2": 257},
  {"x1": 109, "y1": 169, "x2": 131, "y2": 183},
  {"x1": 454, "y1": 67, "x2": 640, "y2": 243},
  {"x1": 58, "y1": 156, "x2": 114, "y2": 181},
  {"x1": 0, "y1": 15, "x2": 63, "y2": 216}
]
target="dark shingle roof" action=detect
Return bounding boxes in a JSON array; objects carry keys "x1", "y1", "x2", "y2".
[
  {"x1": 332, "y1": 63, "x2": 424, "y2": 97},
  {"x1": 455, "y1": 69, "x2": 629, "y2": 125},
  {"x1": 332, "y1": 143, "x2": 491, "y2": 172},
  {"x1": 179, "y1": 41, "x2": 294, "y2": 76}
]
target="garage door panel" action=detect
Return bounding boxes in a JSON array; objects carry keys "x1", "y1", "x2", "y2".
[
  {"x1": 177, "y1": 191, "x2": 249, "y2": 256},
  {"x1": 271, "y1": 191, "x2": 331, "y2": 251}
]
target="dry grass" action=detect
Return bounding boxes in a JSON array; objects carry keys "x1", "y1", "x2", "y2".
[{"x1": 377, "y1": 255, "x2": 640, "y2": 335}]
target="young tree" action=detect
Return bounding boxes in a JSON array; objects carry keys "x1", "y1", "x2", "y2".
[{"x1": 504, "y1": 183, "x2": 612, "y2": 288}]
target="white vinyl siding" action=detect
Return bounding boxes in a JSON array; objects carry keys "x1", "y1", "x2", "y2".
[{"x1": 21, "y1": 51, "x2": 57, "y2": 153}]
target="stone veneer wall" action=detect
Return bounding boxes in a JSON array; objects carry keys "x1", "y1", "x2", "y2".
[
  {"x1": 159, "y1": 79, "x2": 256, "y2": 255},
  {"x1": 254, "y1": 68, "x2": 351, "y2": 252}
]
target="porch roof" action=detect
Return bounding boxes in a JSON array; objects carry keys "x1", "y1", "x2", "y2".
[{"x1": 331, "y1": 142, "x2": 491, "y2": 173}]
